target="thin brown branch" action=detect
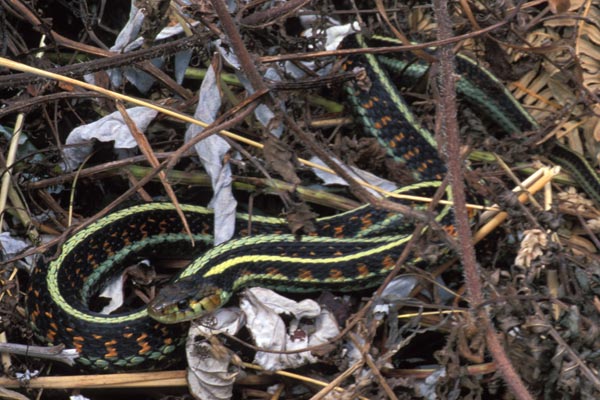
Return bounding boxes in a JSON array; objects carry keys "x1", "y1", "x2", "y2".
[
  {"x1": 240, "y1": 0, "x2": 310, "y2": 27},
  {"x1": 115, "y1": 102, "x2": 193, "y2": 242},
  {"x1": 432, "y1": 1, "x2": 533, "y2": 399}
]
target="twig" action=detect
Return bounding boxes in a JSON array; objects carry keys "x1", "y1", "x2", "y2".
[
  {"x1": 0, "y1": 343, "x2": 78, "y2": 366},
  {"x1": 115, "y1": 102, "x2": 193, "y2": 242},
  {"x1": 0, "y1": 34, "x2": 204, "y2": 89},
  {"x1": 432, "y1": 1, "x2": 533, "y2": 399},
  {"x1": 0, "y1": 370, "x2": 187, "y2": 389},
  {"x1": 240, "y1": 0, "x2": 310, "y2": 27},
  {"x1": 258, "y1": 19, "x2": 513, "y2": 64}
]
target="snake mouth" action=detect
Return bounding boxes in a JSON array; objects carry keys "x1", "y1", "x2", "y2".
[{"x1": 147, "y1": 278, "x2": 225, "y2": 324}]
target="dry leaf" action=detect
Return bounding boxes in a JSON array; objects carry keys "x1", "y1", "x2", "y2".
[
  {"x1": 263, "y1": 134, "x2": 301, "y2": 185},
  {"x1": 548, "y1": 0, "x2": 571, "y2": 14}
]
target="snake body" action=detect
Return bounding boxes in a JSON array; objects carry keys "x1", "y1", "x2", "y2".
[{"x1": 27, "y1": 34, "x2": 600, "y2": 371}]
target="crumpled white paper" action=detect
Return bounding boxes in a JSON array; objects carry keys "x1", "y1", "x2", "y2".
[
  {"x1": 185, "y1": 65, "x2": 237, "y2": 245},
  {"x1": 62, "y1": 106, "x2": 157, "y2": 171},
  {"x1": 240, "y1": 288, "x2": 340, "y2": 371}
]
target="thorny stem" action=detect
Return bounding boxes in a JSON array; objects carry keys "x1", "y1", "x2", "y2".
[{"x1": 432, "y1": 1, "x2": 533, "y2": 399}]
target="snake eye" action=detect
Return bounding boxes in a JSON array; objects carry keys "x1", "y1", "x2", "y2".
[{"x1": 177, "y1": 300, "x2": 188, "y2": 310}]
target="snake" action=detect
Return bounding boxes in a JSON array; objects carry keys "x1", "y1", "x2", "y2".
[{"x1": 26, "y1": 33, "x2": 600, "y2": 371}]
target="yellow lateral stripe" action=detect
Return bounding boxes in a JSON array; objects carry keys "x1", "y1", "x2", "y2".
[
  {"x1": 198, "y1": 234, "x2": 413, "y2": 278},
  {"x1": 355, "y1": 35, "x2": 438, "y2": 149}
]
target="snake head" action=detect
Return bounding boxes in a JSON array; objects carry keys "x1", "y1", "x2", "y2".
[{"x1": 147, "y1": 276, "x2": 226, "y2": 324}]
